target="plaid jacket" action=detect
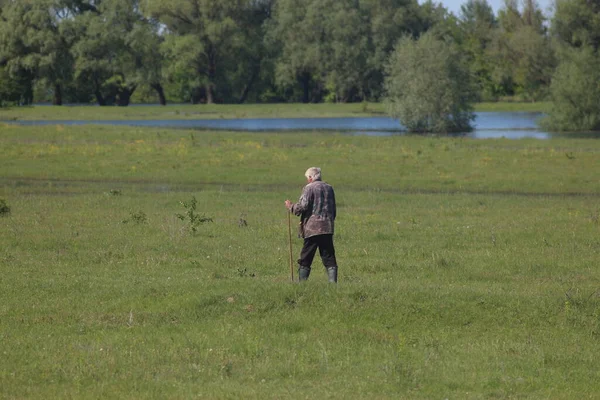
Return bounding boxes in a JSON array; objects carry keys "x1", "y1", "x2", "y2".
[{"x1": 291, "y1": 180, "x2": 336, "y2": 238}]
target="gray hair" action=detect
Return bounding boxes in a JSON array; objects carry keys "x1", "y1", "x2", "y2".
[{"x1": 305, "y1": 167, "x2": 322, "y2": 181}]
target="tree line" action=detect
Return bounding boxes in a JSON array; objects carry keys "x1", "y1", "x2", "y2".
[{"x1": 0, "y1": 0, "x2": 599, "y2": 127}]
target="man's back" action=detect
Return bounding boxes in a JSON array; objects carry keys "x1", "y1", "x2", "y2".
[{"x1": 297, "y1": 180, "x2": 336, "y2": 238}]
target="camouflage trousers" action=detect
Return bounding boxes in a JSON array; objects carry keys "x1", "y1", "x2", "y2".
[{"x1": 298, "y1": 234, "x2": 337, "y2": 270}]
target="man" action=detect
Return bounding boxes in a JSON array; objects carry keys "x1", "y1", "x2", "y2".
[{"x1": 285, "y1": 167, "x2": 338, "y2": 283}]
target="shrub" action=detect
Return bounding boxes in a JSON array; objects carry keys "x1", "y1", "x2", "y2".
[
  {"x1": 0, "y1": 199, "x2": 10, "y2": 216},
  {"x1": 540, "y1": 46, "x2": 600, "y2": 132},
  {"x1": 384, "y1": 32, "x2": 477, "y2": 133},
  {"x1": 176, "y1": 196, "x2": 212, "y2": 234},
  {"x1": 122, "y1": 211, "x2": 147, "y2": 224}
]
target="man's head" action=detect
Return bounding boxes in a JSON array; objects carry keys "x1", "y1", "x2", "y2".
[{"x1": 304, "y1": 167, "x2": 322, "y2": 182}]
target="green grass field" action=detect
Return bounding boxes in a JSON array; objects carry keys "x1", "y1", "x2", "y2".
[
  {"x1": 0, "y1": 101, "x2": 549, "y2": 121},
  {"x1": 1, "y1": 121, "x2": 599, "y2": 398}
]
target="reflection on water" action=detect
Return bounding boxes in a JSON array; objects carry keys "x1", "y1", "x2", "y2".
[
  {"x1": 7, "y1": 111, "x2": 600, "y2": 139},
  {"x1": 11, "y1": 116, "x2": 404, "y2": 131},
  {"x1": 474, "y1": 112, "x2": 542, "y2": 130}
]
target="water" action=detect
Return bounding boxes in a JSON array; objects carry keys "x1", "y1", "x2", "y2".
[{"x1": 7, "y1": 111, "x2": 596, "y2": 139}]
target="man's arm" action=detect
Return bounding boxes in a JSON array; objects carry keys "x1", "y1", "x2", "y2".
[
  {"x1": 285, "y1": 186, "x2": 311, "y2": 217},
  {"x1": 331, "y1": 188, "x2": 336, "y2": 220}
]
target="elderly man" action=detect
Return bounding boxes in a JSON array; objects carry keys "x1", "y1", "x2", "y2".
[{"x1": 285, "y1": 167, "x2": 338, "y2": 283}]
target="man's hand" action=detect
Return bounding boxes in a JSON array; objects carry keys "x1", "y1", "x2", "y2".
[{"x1": 284, "y1": 200, "x2": 292, "y2": 210}]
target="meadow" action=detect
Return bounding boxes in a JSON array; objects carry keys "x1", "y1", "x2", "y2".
[
  {"x1": 0, "y1": 101, "x2": 550, "y2": 121},
  {"x1": 1, "y1": 120, "x2": 599, "y2": 399}
]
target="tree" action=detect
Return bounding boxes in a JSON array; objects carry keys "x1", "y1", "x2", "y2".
[
  {"x1": 267, "y1": 0, "x2": 330, "y2": 103},
  {"x1": 506, "y1": 25, "x2": 554, "y2": 100},
  {"x1": 543, "y1": 0, "x2": 600, "y2": 131},
  {"x1": 460, "y1": 0, "x2": 496, "y2": 25},
  {"x1": 69, "y1": 0, "x2": 164, "y2": 106},
  {"x1": 229, "y1": 0, "x2": 274, "y2": 103},
  {"x1": 148, "y1": 0, "x2": 269, "y2": 104},
  {"x1": 486, "y1": 0, "x2": 553, "y2": 100},
  {"x1": 267, "y1": 0, "x2": 426, "y2": 103},
  {"x1": 459, "y1": 0, "x2": 498, "y2": 99},
  {"x1": 416, "y1": 0, "x2": 459, "y2": 37},
  {"x1": 384, "y1": 32, "x2": 476, "y2": 133},
  {"x1": 267, "y1": 0, "x2": 371, "y2": 103},
  {"x1": 552, "y1": 0, "x2": 600, "y2": 51},
  {"x1": 541, "y1": 45, "x2": 600, "y2": 131},
  {"x1": 0, "y1": 0, "x2": 73, "y2": 105},
  {"x1": 0, "y1": 66, "x2": 34, "y2": 106},
  {"x1": 521, "y1": 0, "x2": 546, "y2": 30},
  {"x1": 125, "y1": 8, "x2": 166, "y2": 105},
  {"x1": 322, "y1": 2, "x2": 370, "y2": 102}
]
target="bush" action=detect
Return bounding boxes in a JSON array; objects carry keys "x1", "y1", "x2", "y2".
[
  {"x1": 384, "y1": 32, "x2": 477, "y2": 133},
  {"x1": 176, "y1": 196, "x2": 212, "y2": 234},
  {"x1": 0, "y1": 199, "x2": 10, "y2": 216}
]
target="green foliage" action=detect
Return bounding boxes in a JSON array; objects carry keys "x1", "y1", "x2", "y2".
[
  {"x1": 0, "y1": 199, "x2": 10, "y2": 216},
  {"x1": 507, "y1": 26, "x2": 554, "y2": 100},
  {"x1": 267, "y1": 0, "x2": 427, "y2": 103},
  {"x1": 460, "y1": 0, "x2": 496, "y2": 27},
  {"x1": 541, "y1": 45, "x2": 600, "y2": 132},
  {"x1": 552, "y1": 0, "x2": 600, "y2": 51},
  {"x1": 106, "y1": 189, "x2": 122, "y2": 196},
  {"x1": 459, "y1": 0, "x2": 498, "y2": 100},
  {"x1": 148, "y1": 0, "x2": 269, "y2": 104},
  {"x1": 122, "y1": 210, "x2": 148, "y2": 224},
  {"x1": 384, "y1": 32, "x2": 477, "y2": 133},
  {"x1": 0, "y1": 0, "x2": 586, "y2": 107},
  {"x1": 485, "y1": 0, "x2": 553, "y2": 101},
  {"x1": 0, "y1": 0, "x2": 73, "y2": 105},
  {"x1": 269, "y1": 0, "x2": 349, "y2": 102},
  {"x1": 0, "y1": 67, "x2": 30, "y2": 106},
  {"x1": 69, "y1": 0, "x2": 163, "y2": 106},
  {"x1": 176, "y1": 196, "x2": 213, "y2": 234}
]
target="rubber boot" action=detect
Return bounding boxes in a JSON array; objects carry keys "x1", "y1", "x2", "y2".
[
  {"x1": 298, "y1": 267, "x2": 311, "y2": 281},
  {"x1": 326, "y1": 267, "x2": 338, "y2": 283}
]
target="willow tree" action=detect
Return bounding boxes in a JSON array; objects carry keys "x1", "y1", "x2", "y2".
[
  {"x1": 266, "y1": 0, "x2": 366, "y2": 103},
  {"x1": 552, "y1": 0, "x2": 600, "y2": 51},
  {"x1": 384, "y1": 32, "x2": 476, "y2": 133},
  {"x1": 0, "y1": 0, "x2": 73, "y2": 105},
  {"x1": 147, "y1": 0, "x2": 270, "y2": 104},
  {"x1": 541, "y1": 46, "x2": 600, "y2": 131},
  {"x1": 541, "y1": 0, "x2": 600, "y2": 131},
  {"x1": 459, "y1": 0, "x2": 497, "y2": 99},
  {"x1": 484, "y1": 0, "x2": 553, "y2": 100},
  {"x1": 267, "y1": 0, "x2": 426, "y2": 103},
  {"x1": 68, "y1": 0, "x2": 164, "y2": 106}
]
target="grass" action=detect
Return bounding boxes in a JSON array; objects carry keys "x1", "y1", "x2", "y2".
[
  {"x1": 0, "y1": 101, "x2": 549, "y2": 121},
  {"x1": 1, "y1": 124, "x2": 600, "y2": 398},
  {"x1": 475, "y1": 101, "x2": 550, "y2": 113}
]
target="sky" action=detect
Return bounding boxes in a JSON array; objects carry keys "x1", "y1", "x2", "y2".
[{"x1": 436, "y1": 0, "x2": 555, "y2": 17}]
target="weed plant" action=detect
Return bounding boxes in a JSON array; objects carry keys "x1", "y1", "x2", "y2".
[
  {"x1": 0, "y1": 198, "x2": 10, "y2": 215},
  {"x1": 1, "y1": 124, "x2": 600, "y2": 398},
  {"x1": 176, "y1": 196, "x2": 213, "y2": 234}
]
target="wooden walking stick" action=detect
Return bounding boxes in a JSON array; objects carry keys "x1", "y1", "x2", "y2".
[{"x1": 287, "y1": 210, "x2": 294, "y2": 282}]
